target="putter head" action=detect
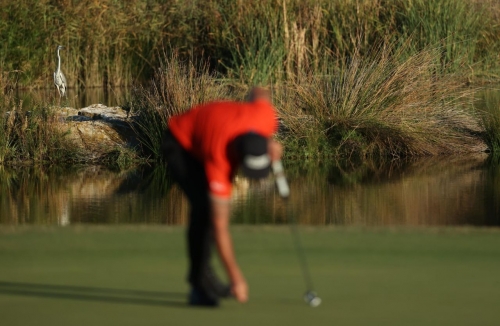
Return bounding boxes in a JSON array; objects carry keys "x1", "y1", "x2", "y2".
[{"x1": 304, "y1": 291, "x2": 321, "y2": 307}]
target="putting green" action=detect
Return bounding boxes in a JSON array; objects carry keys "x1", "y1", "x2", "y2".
[{"x1": 0, "y1": 226, "x2": 499, "y2": 326}]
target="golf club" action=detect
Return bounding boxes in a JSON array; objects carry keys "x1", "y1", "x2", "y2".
[{"x1": 272, "y1": 160, "x2": 322, "y2": 308}]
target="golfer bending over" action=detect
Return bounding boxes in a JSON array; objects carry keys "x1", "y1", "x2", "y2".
[{"x1": 162, "y1": 87, "x2": 282, "y2": 307}]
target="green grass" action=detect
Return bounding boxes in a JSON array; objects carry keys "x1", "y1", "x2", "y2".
[{"x1": 0, "y1": 226, "x2": 499, "y2": 326}]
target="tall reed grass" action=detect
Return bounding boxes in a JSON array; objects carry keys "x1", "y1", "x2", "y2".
[
  {"x1": 0, "y1": 80, "x2": 90, "y2": 165},
  {"x1": 0, "y1": 0, "x2": 164, "y2": 88},
  {"x1": 0, "y1": 103, "x2": 83, "y2": 164},
  {"x1": 1, "y1": 0, "x2": 499, "y2": 88}
]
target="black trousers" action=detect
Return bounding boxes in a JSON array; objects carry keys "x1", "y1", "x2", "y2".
[{"x1": 162, "y1": 131, "x2": 226, "y2": 294}]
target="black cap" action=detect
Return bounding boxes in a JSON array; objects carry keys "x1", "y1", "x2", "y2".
[{"x1": 235, "y1": 133, "x2": 271, "y2": 179}]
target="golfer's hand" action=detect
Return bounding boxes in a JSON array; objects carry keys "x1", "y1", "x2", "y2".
[{"x1": 231, "y1": 279, "x2": 248, "y2": 303}]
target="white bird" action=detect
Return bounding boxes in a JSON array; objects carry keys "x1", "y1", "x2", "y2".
[{"x1": 53, "y1": 45, "x2": 67, "y2": 98}]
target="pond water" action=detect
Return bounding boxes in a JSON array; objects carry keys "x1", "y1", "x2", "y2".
[
  {"x1": 2, "y1": 87, "x2": 499, "y2": 227},
  {"x1": 14, "y1": 87, "x2": 130, "y2": 110},
  {"x1": 1, "y1": 156, "x2": 498, "y2": 227}
]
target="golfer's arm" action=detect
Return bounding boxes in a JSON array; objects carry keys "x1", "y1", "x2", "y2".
[{"x1": 210, "y1": 198, "x2": 244, "y2": 284}]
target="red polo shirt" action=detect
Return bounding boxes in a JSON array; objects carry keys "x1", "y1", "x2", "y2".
[{"x1": 168, "y1": 99, "x2": 278, "y2": 198}]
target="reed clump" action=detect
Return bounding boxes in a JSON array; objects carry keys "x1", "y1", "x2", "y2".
[
  {"x1": 0, "y1": 103, "x2": 83, "y2": 165},
  {"x1": 2, "y1": 75, "x2": 65, "y2": 164},
  {"x1": 275, "y1": 44, "x2": 483, "y2": 160}
]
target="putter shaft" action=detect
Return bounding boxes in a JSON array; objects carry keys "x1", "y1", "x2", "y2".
[{"x1": 272, "y1": 160, "x2": 316, "y2": 295}]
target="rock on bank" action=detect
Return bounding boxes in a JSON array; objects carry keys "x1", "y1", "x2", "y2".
[{"x1": 57, "y1": 104, "x2": 137, "y2": 159}]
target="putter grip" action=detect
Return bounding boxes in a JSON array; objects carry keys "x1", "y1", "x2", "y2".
[{"x1": 272, "y1": 160, "x2": 290, "y2": 198}]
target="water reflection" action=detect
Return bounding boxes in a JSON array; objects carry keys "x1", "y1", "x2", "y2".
[
  {"x1": 270, "y1": 155, "x2": 499, "y2": 226},
  {"x1": 475, "y1": 87, "x2": 500, "y2": 112},
  {"x1": 1, "y1": 155, "x2": 498, "y2": 227},
  {"x1": 0, "y1": 165, "x2": 188, "y2": 225}
]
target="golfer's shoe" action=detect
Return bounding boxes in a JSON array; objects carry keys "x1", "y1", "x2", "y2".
[
  {"x1": 202, "y1": 268, "x2": 232, "y2": 299},
  {"x1": 214, "y1": 284, "x2": 232, "y2": 299},
  {"x1": 188, "y1": 287, "x2": 219, "y2": 307},
  {"x1": 205, "y1": 278, "x2": 231, "y2": 299}
]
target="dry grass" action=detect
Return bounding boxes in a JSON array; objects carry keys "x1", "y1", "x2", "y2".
[
  {"x1": 129, "y1": 53, "x2": 232, "y2": 160},
  {"x1": 0, "y1": 102, "x2": 83, "y2": 164},
  {"x1": 275, "y1": 44, "x2": 484, "y2": 159}
]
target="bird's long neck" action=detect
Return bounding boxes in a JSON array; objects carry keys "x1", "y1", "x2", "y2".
[{"x1": 56, "y1": 48, "x2": 61, "y2": 73}]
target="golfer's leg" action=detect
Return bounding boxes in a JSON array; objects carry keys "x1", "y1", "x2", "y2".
[
  {"x1": 162, "y1": 131, "x2": 188, "y2": 181},
  {"x1": 162, "y1": 131, "x2": 227, "y2": 301},
  {"x1": 189, "y1": 202, "x2": 231, "y2": 298},
  {"x1": 184, "y1": 169, "x2": 230, "y2": 299},
  {"x1": 187, "y1": 196, "x2": 212, "y2": 287}
]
